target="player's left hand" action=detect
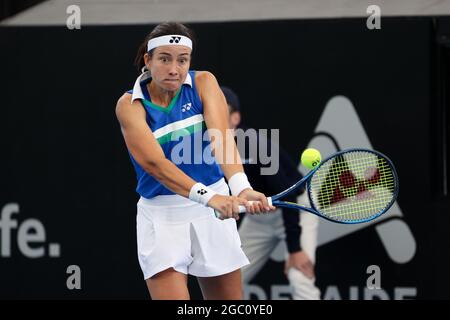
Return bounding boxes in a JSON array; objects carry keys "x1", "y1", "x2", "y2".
[
  {"x1": 284, "y1": 251, "x2": 315, "y2": 279},
  {"x1": 237, "y1": 188, "x2": 276, "y2": 214}
]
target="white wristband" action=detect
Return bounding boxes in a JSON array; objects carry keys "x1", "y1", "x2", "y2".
[
  {"x1": 228, "y1": 172, "x2": 253, "y2": 196},
  {"x1": 189, "y1": 183, "x2": 217, "y2": 206}
]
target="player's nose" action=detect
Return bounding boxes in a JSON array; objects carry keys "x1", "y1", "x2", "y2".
[{"x1": 168, "y1": 61, "x2": 178, "y2": 75}]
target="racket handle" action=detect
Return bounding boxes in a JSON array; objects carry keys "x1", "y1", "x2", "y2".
[
  {"x1": 239, "y1": 197, "x2": 273, "y2": 212},
  {"x1": 215, "y1": 198, "x2": 273, "y2": 218},
  {"x1": 213, "y1": 204, "x2": 251, "y2": 218},
  {"x1": 238, "y1": 204, "x2": 249, "y2": 213}
]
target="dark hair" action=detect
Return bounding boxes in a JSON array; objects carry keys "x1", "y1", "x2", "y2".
[
  {"x1": 220, "y1": 86, "x2": 240, "y2": 113},
  {"x1": 134, "y1": 22, "x2": 196, "y2": 72}
]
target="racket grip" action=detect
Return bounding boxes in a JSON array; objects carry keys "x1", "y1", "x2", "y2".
[
  {"x1": 238, "y1": 197, "x2": 273, "y2": 213},
  {"x1": 215, "y1": 198, "x2": 273, "y2": 218},
  {"x1": 238, "y1": 204, "x2": 249, "y2": 213},
  {"x1": 214, "y1": 204, "x2": 251, "y2": 218}
]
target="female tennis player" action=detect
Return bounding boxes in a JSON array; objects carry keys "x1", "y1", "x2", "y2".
[{"x1": 115, "y1": 22, "x2": 275, "y2": 300}]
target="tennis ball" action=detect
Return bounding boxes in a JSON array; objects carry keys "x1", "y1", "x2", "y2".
[{"x1": 301, "y1": 148, "x2": 322, "y2": 170}]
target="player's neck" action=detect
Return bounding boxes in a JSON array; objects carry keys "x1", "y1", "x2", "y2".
[{"x1": 148, "y1": 82, "x2": 177, "y2": 107}]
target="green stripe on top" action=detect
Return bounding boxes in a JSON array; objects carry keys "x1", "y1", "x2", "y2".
[
  {"x1": 157, "y1": 121, "x2": 206, "y2": 145},
  {"x1": 142, "y1": 88, "x2": 181, "y2": 113}
]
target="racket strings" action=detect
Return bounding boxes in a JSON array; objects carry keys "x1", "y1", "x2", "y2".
[
  {"x1": 315, "y1": 173, "x2": 394, "y2": 221},
  {"x1": 314, "y1": 161, "x2": 393, "y2": 221},
  {"x1": 309, "y1": 151, "x2": 397, "y2": 222}
]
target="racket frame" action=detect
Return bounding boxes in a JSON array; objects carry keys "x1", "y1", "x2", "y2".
[{"x1": 269, "y1": 148, "x2": 399, "y2": 224}]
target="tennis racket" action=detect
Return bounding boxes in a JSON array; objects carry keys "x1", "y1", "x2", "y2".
[{"x1": 219, "y1": 148, "x2": 399, "y2": 224}]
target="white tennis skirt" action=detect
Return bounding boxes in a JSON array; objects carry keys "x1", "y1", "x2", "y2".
[{"x1": 136, "y1": 178, "x2": 250, "y2": 280}]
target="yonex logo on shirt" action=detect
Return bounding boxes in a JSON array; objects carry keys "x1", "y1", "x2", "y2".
[{"x1": 181, "y1": 103, "x2": 192, "y2": 112}]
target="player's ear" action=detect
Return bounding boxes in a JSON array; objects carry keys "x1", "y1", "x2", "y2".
[{"x1": 144, "y1": 53, "x2": 152, "y2": 69}]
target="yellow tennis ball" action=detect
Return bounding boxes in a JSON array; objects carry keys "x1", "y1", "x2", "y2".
[{"x1": 301, "y1": 148, "x2": 322, "y2": 170}]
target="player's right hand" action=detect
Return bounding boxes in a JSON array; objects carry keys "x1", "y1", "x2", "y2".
[{"x1": 207, "y1": 194, "x2": 251, "y2": 220}]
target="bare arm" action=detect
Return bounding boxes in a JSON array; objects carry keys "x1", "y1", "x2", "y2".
[
  {"x1": 196, "y1": 71, "x2": 275, "y2": 212},
  {"x1": 196, "y1": 71, "x2": 244, "y2": 180},
  {"x1": 115, "y1": 93, "x2": 196, "y2": 197}
]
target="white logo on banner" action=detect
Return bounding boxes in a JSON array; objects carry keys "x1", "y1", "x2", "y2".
[
  {"x1": 245, "y1": 96, "x2": 417, "y2": 299},
  {"x1": 269, "y1": 95, "x2": 416, "y2": 264},
  {"x1": 0, "y1": 203, "x2": 61, "y2": 258}
]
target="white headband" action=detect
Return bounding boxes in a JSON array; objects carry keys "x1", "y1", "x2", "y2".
[{"x1": 147, "y1": 35, "x2": 193, "y2": 52}]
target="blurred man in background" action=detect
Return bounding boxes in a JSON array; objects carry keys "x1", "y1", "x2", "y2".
[{"x1": 221, "y1": 86, "x2": 321, "y2": 300}]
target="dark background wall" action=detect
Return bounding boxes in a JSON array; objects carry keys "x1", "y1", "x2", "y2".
[{"x1": 1, "y1": 17, "x2": 450, "y2": 299}]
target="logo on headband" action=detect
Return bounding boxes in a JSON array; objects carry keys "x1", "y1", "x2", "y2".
[{"x1": 170, "y1": 36, "x2": 181, "y2": 44}]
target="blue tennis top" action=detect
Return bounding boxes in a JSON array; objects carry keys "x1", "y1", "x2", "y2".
[{"x1": 126, "y1": 70, "x2": 224, "y2": 199}]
